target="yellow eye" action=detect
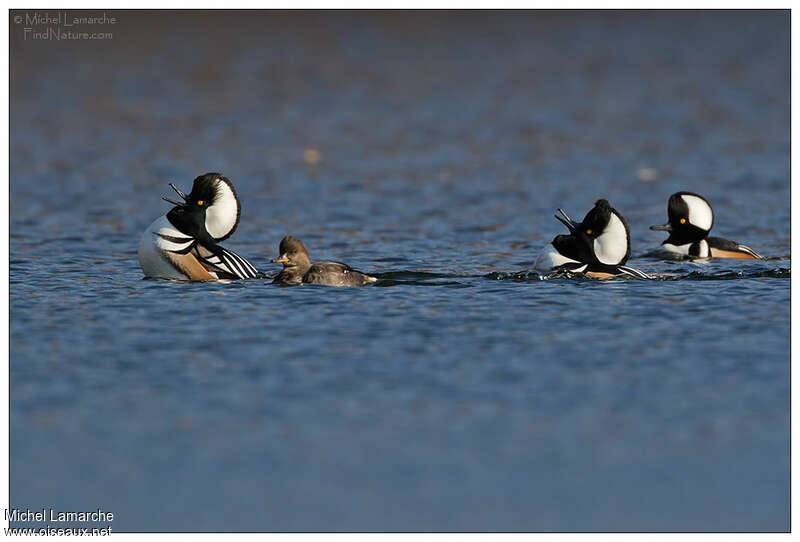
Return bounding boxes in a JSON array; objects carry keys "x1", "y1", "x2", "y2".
[
  {"x1": 586, "y1": 229, "x2": 593, "y2": 235},
  {"x1": 680, "y1": 218, "x2": 686, "y2": 224},
  {"x1": 197, "y1": 200, "x2": 204, "y2": 206}
]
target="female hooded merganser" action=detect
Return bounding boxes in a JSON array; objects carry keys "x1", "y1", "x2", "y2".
[
  {"x1": 271, "y1": 236, "x2": 377, "y2": 287},
  {"x1": 534, "y1": 199, "x2": 651, "y2": 279},
  {"x1": 650, "y1": 191, "x2": 763, "y2": 260},
  {"x1": 137, "y1": 173, "x2": 263, "y2": 281}
]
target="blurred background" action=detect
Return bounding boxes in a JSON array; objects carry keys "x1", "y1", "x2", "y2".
[{"x1": 10, "y1": 10, "x2": 789, "y2": 531}]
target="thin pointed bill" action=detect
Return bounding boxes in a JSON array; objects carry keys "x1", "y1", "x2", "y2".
[
  {"x1": 163, "y1": 182, "x2": 188, "y2": 207},
  {"x1": 162, "y1": 196, "x2": 185, "y2": 206},
  {"x1": 554, "y1": 208, "x2": 578, "y2": 234},
  {"x1": 649, "y1": 223, "x2": 672, "y2": 232},
  {"x1": 169, "y1": 183, "x2": 187, "y2": 200}
]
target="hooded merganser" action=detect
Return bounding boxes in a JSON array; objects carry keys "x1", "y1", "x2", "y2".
[
  {"x1": 650, "y1": 191, "x2": 763, "y2": 260},
  {"x1": 138, "y1": 173, "x2": 262, "y2": 281},
  {"x1": 271, "y1": 236, "x2": 377, "y2": 287},
  {"x1": 534, "y1": 199, "x2": 651, "y2": 279}
]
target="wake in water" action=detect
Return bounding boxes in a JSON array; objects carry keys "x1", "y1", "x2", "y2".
[
  {"x1": 141, "y1": 264, "x2": 790, "y2": 286},
  {"x1": 484, "y1": 266, "x2": 790, "y2": 282}
]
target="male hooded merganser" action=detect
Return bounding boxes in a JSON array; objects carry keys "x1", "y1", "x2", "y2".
[
  {"x1": 534, "y1": 199, "x2": 651, "y2": 279},
  {"x1": 271, "y1": 236, "x2": 377, "y2": 287},
  {"x1": 137, "y1": 173, "x2": 263, "y2": 281},
  {"x1": 650, "y1": 191, "x2": 763, "y2": 260}
]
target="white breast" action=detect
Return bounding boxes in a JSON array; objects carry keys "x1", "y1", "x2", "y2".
[
  {"x1": 661, "y1": 242, "x2": 691, "y2": 256},
  {"x1": 137, "y1": 216, "x2": 194, "y2": 280},
  {"x1": 534, "y1": 245, "x2": 580, "y2": 272},
  {"x1": 662, "y1": 240, "x2": 709, "y2": 258},
  {"x1": 593, "y1": 213, "x2": 628, "y2": 265},
  {"x1": 695, "y1": 239, "x2": 710, "y2": 258}
]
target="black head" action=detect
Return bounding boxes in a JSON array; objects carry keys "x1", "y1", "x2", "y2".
[
  {"x1": 552, "y1": 199, "x2": 631, "y2": 266},
  {"x1": 165, "y1": 173, "x2": 241, "y2": 242},
  {"x1": 271, "y1": 236, "x2": 311, "y2": 268},
  {"x1": 650, "y1": 191, "x2": 713, "y2": 245}
]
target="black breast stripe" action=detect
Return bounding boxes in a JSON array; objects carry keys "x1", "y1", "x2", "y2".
[
  {"x1": 166, "y1": 241, "x2": 196, "y2": 256},
  {"x1": 155, "y1": 232, "x2": 195, "y2": 244}
]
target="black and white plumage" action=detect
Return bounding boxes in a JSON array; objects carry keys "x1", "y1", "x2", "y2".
[
  {"x1": 650, "y1": 191, "x2": 764, "y2": 260},
  {"x1": 534, "y1": 199, "x2": 651, "y2": 279},
  {"x1": 137, "y1": 173, "x2": 263, "y2": 281},
  {"x1": 271, "y1": 236, "x2": 377, "y2": 287}
]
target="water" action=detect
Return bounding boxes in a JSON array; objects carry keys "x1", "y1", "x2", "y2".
[{"x1": 10, "y1": 11, "x2": 789, "y2": 531}]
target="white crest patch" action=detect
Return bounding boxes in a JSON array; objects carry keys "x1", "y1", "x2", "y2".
[
  {"x1": 593, "y1": 212, "x2": 628, "y2": 265},
  {"x1": 205, "y1": 180, "x2": 239, "y2": 240},
  {"x1": 681, "y1": 194, "x2": 713, "y2": 231}
]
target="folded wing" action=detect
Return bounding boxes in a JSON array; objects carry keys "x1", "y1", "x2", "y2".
[{"x1": 195, "y1": 242, "x2": 263, "y2": 280}]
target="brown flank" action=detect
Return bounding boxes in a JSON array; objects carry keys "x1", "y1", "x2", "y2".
[
  {"x1": 710, "y1": 248, "x2": 759, "y2": 260},
  {"x1": 165, "y1": 251, "x2": 217, "y2": 281}
]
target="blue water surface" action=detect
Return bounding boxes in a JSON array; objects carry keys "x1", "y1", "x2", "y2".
[{"x1": 10, "y1": 11, "x2": 789, "y2": 531}]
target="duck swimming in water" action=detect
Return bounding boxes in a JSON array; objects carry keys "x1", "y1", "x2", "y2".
[
  {"x1": 534, "y1": 199, "x2": 651, "y2": 279},
  {"x1": 650, "y1": 191, "x2": 763, "y2": 260},
  {"x1": 271, "y1": 236, "x2": 377, "y2": 287},
  {"x1": 137, "y1": 173, "x2": 262, "y2": 281}
]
